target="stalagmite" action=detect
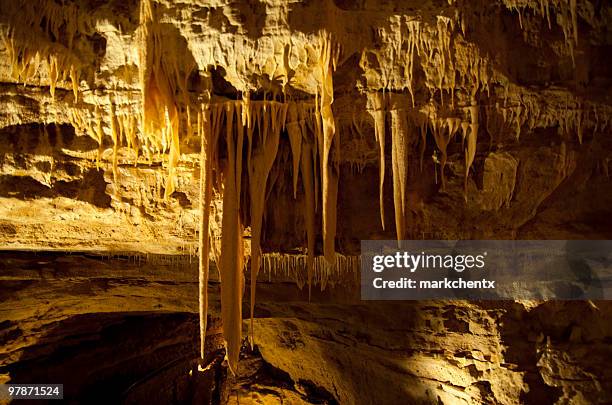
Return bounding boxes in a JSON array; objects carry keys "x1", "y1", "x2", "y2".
[
  {"x1": 390, "y1": 108, "x2": 409, "y2": 241},
  {"x1": 248, "y1": 101, "x2": 284, "y2": 347},
  {"x1": 219, "y1": 102, "x2": 244, "y2": 375},
  {"x1": 367, "y1": 92, "x2": 387, "y2": 230}
]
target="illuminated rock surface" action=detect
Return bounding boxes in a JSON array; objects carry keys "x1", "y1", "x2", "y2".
[
  {"x1": 1, "y1": 254, "x2": 611, "y2": 404},
  {"x1": 0, "y1": 0, "x2": 611, "y2": 403}
]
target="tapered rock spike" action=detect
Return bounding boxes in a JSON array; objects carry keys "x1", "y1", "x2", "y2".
[
  {"x1": 248, "y1": 100, "x2": 284, "y2": 349},
  {"x1": 316, "y1": 32, "x2": 339, "y2": 264},
  {"x1": 287, "y1": 102, "x2": 302, "y2": 198},
  {"x1": 219, "y1": 102, "x2": 244, "y2": 375},
  {"x1": 464, "y1": 104, "x2": 479, "y2": 200},
  {"x1": 390, "y1": 107, "x2": 410, "y2": 241},
  {"x1": 198, "y1": 104, "x2": 213, "y2": 361},
  {"x1": 367, "y1": 92, "x2": 387, "y2": 230}
]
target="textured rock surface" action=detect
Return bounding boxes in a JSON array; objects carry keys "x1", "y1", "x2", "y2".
[
  {"x1": 0, "y1": 0, "x2": 610, "y2": 253},
  {"x1": 1, "y1": 0, "x2": 611, "y2": 404},
  {"x1": 1, "y1": 254, "x2": 612, "y2": 404}
]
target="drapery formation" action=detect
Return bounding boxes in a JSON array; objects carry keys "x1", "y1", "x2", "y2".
[{"x1": 194, "y1": 96, "x2": 340, "y2": 373}]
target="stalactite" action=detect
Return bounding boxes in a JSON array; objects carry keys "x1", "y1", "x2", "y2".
[
  {"x1": 49, "y1": 56, "x2": 59, "y2": 98},
  {"x1": 498, "y1": 86, "x2": 609, "y2": 145},
  {"x1": 435, "y1": 16, "x2": 453, "y2": 102},
  {"x1": 68, "y1": 105, "x2": 106, "y2": 167},
  {"x1": 508, "y1": 0, "x2": 579, "y2": 65},
  {"x1": 361, "y1": 11, "x2": 497, "y2": 115},
  {"x1": 197, "y1": 103, "x2": 214, "y2": 361},
  {"x1": 404, "y1": 20, "x2": 421, "y2": 107},
  {"x1": 110, "y1": 102, "x2": 120, "y2": 184},
  {"x1": 138, "y1": 0, "x2": 194, "y2": 200},
  {"x1": 1, "y1": 0, "x2": 89, "y2": 99},
  {"x1": 314, "y1": 33, "x2": 340, "y2": 263},
  {"x1": 293, "y1": 102, "x2": 319, "y2": 299},
  {"x1": 219, "y1": 102, "x2": 244, "y2": 375},
  {"x1": 69, "y1": 64, "x2": 79, "y2": 102},
  {"x1": 248, "y1": 100, "x2": 285, "y2": 348},
  {"x1": 464, "y1": 104, "x2": 479, "y2": 200},
  {"x1": 122, "y1": 111, "x2": 139, "y2": 159},
  {"x1": 303, "y1": 103, "x2": 321, "y2": 215},
  {"x1": 300, "y1": 139, "x2": 317, "y2": 300},
  {"x1": 417, "y1": 114, "x2": 428, "y2": 172},
  {"x1": 366, "y1": 92, "x2": 387, "y2": 230},
  {"x1": 164, "y1": 110, "x2": 181, "y2": 198},
  {"x1": 287, "y1": 103, "x2": 303, "y2": 198},
  {"x1": 390, "y1": 108, "x2": 410, "y2": 241},
  {"x1": 429, "y1": 111, "x2": 460, "y2": 192},
  {"x1": 260, "y1": 253, "x2": 360, "y2": 289}
]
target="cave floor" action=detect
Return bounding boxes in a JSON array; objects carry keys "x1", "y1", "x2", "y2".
[{"x1": 1, "y1": 252, "x2": 611, "y2": 404}]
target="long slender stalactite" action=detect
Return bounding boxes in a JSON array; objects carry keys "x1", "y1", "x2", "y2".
[
  {"x1": 287, "y1": 102, "x2": 317, "y2": 298},
  {"x1": 219, "y1": 102, "x2": 245, "y2": 374},
  {"x1": 390, "y1": 107, "x2": 410, "y2": 241},
  {"x1": 287, "y1": 103, "x2": 303, "y2": 199},
  {"x1": 300, "y1": 139, "x2": 317, "y2": 299},
  {"x1": 316, "y1": 34, "x2": 340, "y2": 263},
  {"x1": 197, "y1": 103, "x2": 214, "y2": 361},
  {"x1": 367, "y1": 92, "x2": 387, "y2": 230},
  {"x1": 248, "y1": 101, "x2": 286, "y2": 347},
  {"x1": 464, "y1": 103, "x2": 479, "y2": 199}
]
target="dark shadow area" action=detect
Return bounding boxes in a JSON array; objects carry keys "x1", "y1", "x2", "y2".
[
  {"x1": 2, "y1": 312, "x2": 222, "y2": 405},
  {"x1": 0, "y1": 123, "x2": 97, "y2": 157},
  {"x1": 482, "y1": 301, "x2": 563, "y2": 404},
  {"x1": 333, "y1": 0, "x2": 366, "y2": 11},
  {"x1": 0, "y1": 168, "x2": 111, "y2": 208}
]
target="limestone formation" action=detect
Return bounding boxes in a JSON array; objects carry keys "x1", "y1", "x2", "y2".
[{"x1": 0, "y1": 0, "x2": 611, "y2": 403}]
